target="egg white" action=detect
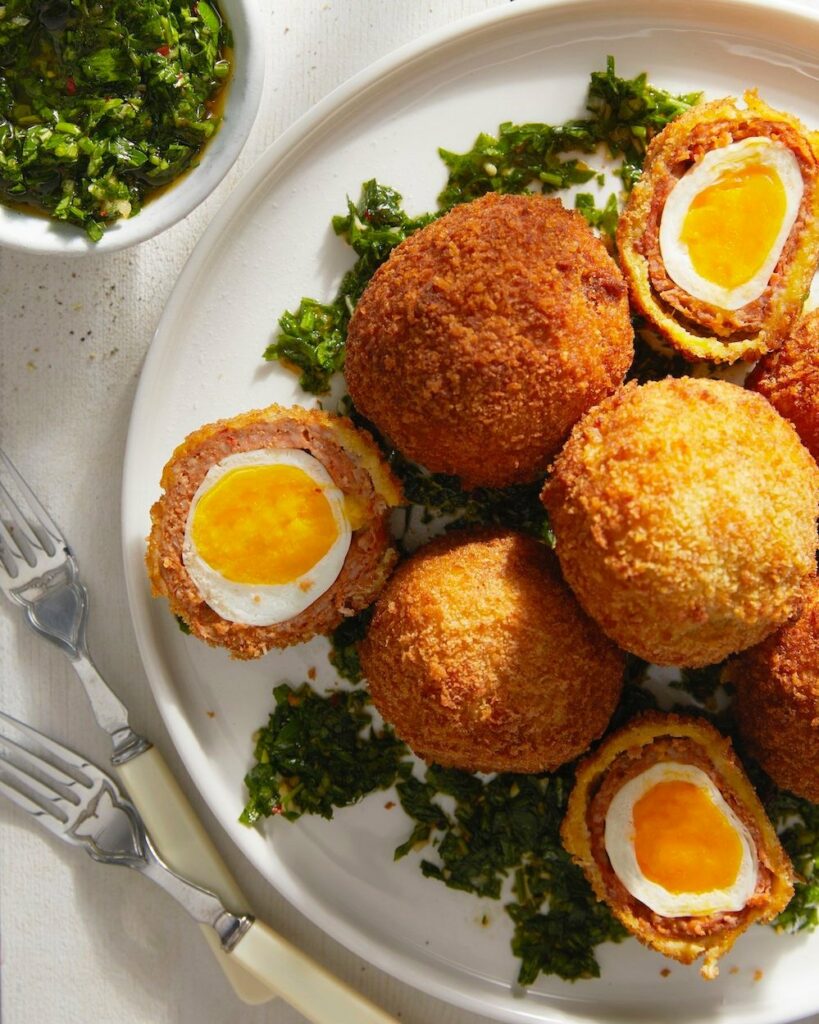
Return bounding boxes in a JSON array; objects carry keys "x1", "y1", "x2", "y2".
[
  {"x1": 182, "y1": 449, "x2": 352, "y2": 627},
  {"x1": 659, "y1": 136, "x2": 803, "y2": 311},
  {"x1": 604, "y1": 761, "x2": 758, "y2": 918}
]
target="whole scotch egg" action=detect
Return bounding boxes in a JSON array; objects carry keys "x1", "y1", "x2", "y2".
[
  {"x1": 618, "y1": 92, "x2": 819, "y2": 363},
  {"x1": 561, "y1": 713, "x2": 794, "y2": 979},
  {"x1": 146, "y1": 404, "x2": 403, "y2": 659}
]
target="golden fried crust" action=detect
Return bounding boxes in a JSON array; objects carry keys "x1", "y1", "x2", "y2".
[
  {"x1": 146, "y1": 404, "x2": 404, "y2": 659},
  {"x1": 345, "y1": 193, "x2": 633, "y2": 489},
  {"x1": 359, "y1": 529, "x2": 625, "y2": 773},
  {"x1": 561, "y1": 712, "x2": 795, "y2": 979},
  {"x1": 617, "y1": 92, "x2": 819, "y2": 363},
  {"x1": 542, "y1": 377, "x2": 819, "y2": 667},
  {"x1": 726, "y1": 576, "x2": 819, "y2": 802},
  {"x1": 747, "y1": 308, "x2": 819, "y2": 463}
]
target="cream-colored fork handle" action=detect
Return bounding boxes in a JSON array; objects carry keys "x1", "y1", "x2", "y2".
[
  {"x1": 232, "y1": 919, "x2": 397, "y2": 1024},
  {"x1": 116, "y1": 746, "x2": 274, "y2": 1005}
]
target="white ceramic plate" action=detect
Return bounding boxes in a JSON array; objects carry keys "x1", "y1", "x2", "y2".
[{"x1": 122, "y1": 2, "x2": 819, "y2": 1021}]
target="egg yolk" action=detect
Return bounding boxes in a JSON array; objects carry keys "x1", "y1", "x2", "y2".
[
  {"x1": 680, "y1": 163, "x2": 786, "y2": 289},
  {"x1": 191, "y1": 465, "x2": 339, "y2": 585},
  {"x1": 632, "y1": 779, "x2": 743, "y2": 895}
]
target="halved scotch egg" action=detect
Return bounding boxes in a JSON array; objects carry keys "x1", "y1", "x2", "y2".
[
  {"x1": 562, "y1": 713, "x2": 794, "y2": 979},
  {"x1": 618, "y1": 92, "x2": 819, "y2": 363},
  {"x1": 146, "y1": 405, "x2": 403, "y2": 659}
]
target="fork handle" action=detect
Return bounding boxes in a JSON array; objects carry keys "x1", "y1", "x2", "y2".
[
  {"x1": 116, "y1": 747, "x2": 275, "y2": 1005},
  {"x1": 232, "y1": 919, "x2": 397, "y2": 1024}
]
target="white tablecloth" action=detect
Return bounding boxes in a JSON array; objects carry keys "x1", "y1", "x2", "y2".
[{"x1": 1, "y1": 2, "x2": 817, "y2": 1022}]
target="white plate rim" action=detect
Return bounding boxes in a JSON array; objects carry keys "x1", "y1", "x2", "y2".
[{"x1": 122, "y1": 1, "x2": 819, "y2": 1021}]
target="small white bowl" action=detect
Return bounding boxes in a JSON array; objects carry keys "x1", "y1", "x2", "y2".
[{"x1": 0, "y1": 0, "x2": 265, "y2": 256}]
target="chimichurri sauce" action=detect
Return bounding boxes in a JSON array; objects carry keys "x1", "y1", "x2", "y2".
[{"x1": 0, "y1": 0, "x2": 231, "y2": 240}]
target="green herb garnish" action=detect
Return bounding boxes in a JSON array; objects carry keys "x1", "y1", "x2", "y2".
[
  {"x1": 767, "y1": 789, "x2": 819, "y2": 932},
  {"x1": 437, "y1": 120, "x2": 598, "y2": 210},
  {"x1": 0, "y1": 0, "x2": 230, "y2": 239},
  {"x1": 574, "y1": 192, "x2": 619, "y2": 247},
  {"x1": 240, "y1": 683, "x2": 409, "y2": 825},
  {"x1": 328, "y1": 605, "x2": 373, "y2": 685},
  {"x1": 586, "y1": 57, "x2": 702, "y2": 188},
  {"x1": 264, "y1": 180, "x2": 433, "y2": 393},
  {"x1": 394, "y1": 764, "x2": 627, "y2": 983},
  {"x1": 388, "y1": 451, "x2": 554, "y2": 544}
]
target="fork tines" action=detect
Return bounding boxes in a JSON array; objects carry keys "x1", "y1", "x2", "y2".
[
  {"x1": 0, "y1": 711, "x2": 92, "y2": 834},
  {"x1": 0, "y1": 447, "x2": 63, "y2": 577}
]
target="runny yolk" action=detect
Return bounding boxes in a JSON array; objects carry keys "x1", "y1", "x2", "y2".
[
  {"x1": 680, "y1": 163, "x2": 786, "y2": 289},
  {"x1": 191, "y1": 464, "x2": 338, "y2": 585},
  {"x1": 632, "y1": 780, "x2": 743, "y2": 894}
]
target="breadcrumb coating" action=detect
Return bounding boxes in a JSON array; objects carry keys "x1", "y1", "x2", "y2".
[
  {"x1": 618, "y1": 92, "x2": 819, "y2": 363},
  {"x1": 345, "y1": 192, "x2": 633, "y2": 489},
  {"x1": 359, "y1": 529, "x2": 625, "y2": 773},
  {"x1": 561, "y1": 712, "x2": 794, "y2": 979},
  {"x1": 726, "y1": 576, "x2": 819, "y2": 802},
  {"x1": 748, "y1": 308, "x2": 819, "y2": 463},
  {"x1": 542, "y1": 378, "x2": 819, "y2": 667}
]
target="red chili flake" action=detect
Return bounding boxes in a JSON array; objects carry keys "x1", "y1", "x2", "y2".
[
  {"x1": 270, "y1": 804, "x2": 284, "y2": 816},
  {"x1": 363, "y1": 210, "x2": 373, "y2": 222},
  {"x1": 99, "y1": 209, "x2": 108, "y2": 218},
  {"x1": 156, "y1": 44, "x2": 170, "y2": 56},
  {"x1": 65, "y1": 76, "x2": 77, "y2": 95}
]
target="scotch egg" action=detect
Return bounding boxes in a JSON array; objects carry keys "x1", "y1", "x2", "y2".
[
  {"x1": 618, "y1": 91, "x2": 819, "y2": 362},
  {"x1": 561, "y1": 713, "x2": 794, "y2": 979},
  {"x1": 146, "y1": 404, "x2": 404, "y2": 659}
]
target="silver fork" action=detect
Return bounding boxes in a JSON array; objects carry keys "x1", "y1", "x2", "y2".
[
  {"x1": 0, "y1": 710, "x2": 396, "y2": 1024},
  {"x1": 0, "y1": 447, "x2": 273, "y2": 1001},
  {"x1": 0, "y1": 448, "x2": 146, "y2": 761}
]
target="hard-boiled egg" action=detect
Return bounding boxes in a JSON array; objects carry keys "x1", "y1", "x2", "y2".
[
  {"x1": 659, "y1": 136, "x2": 803, "y2": 310},
  {"x1": 604, "y1": 761, "x2": 758, "y2": 917},
  {"x1": 182, "y1": 449, "x2": 351, "y2": 626}
]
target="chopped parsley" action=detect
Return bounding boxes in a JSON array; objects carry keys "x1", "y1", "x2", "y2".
[
  {"x1": 328, "y1": 605, "x2": 373, "y2": 685},
  {"x1": 264, "y1": 60, "x2": 701, "y2": 394},
  {"x1": 264, "y1": 180, "x2": 433, "y2": 393},
  {"x1": 240, "y1": 683, "x2": 408, "y2": 825},
  {"x1": 0, "y1": 0, "x2": 231, "y2": 239},
  {"x1": 767, "y1": 788, "x2": 819, "y2": 933},
  {"x1": 574, "y1": 192, "x2": 619, "y2": 248},
  {"x1": 395, "y1": 766, "x2": 628, "y2": 983}
]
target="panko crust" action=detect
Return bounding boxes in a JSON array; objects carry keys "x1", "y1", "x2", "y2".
[
  {"x1": 561, "y1": 712, "x2": 795, "y2": 979},
  {"x1": 542, "y1": 377, "x2": 819, "y2": 667},
  {"x1": 617, "y1": 92, "x2": 819, "y2": 363},
  {"x1": 345, "y1": 192, "x2": 633, "y2": 489},
  {"x1": 726, "y1": 575, "x2": 819, "y2": 802},
  {"x1": 359, "y1": 529, "x2": 625, "y2": 773},
  {"x1": 747, "y1": 308, "x2": 819, "y2": 463},
  {"x1": 146, "y1": 404, "x2": 404, "y2": 659}
]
